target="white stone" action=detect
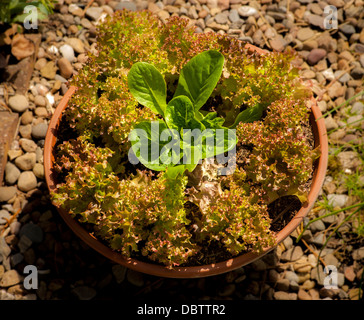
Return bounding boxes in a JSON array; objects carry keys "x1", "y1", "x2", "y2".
[
  {"x1": 238, "y1": 6, "x2": 258, "y2": 17},
  {"x1": 59, "y1": 44, "x2": 75, "y2": 63}
]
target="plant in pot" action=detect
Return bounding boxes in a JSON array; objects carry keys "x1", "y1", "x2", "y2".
[{"x1": 44, "y1": 10, "x2": 328, "y2": 278}]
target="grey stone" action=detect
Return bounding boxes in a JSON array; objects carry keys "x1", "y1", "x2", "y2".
[
  {"x1": 284, "y1": 271, "x2": 299, "y2": 283},
  {"x1": 324, "y1": 115, "x2": 338, "y2": 131},
  {"x1": 351, "y1": 102, "x2": 364, "y2": 115},
  {"x1": 19, "y1": 222, "x2": 43, "y2": 243},
  {"x1": 4, "y1": 162, "x2": 21, "y2": 185},
  {"x1": 112, "y1": 265, "x2": 127, "y2": 284},
  {"x1": 281, "y1": 246, "x2": 304, "y2": 262},
  {"x1": 72, "y1": 286, "x2": 97, "y2": 300},
  {"x1": 228, "y1": 9, "x2": 240, "y2": 22},
  {"x1": 31, "y1": 123, "x2": 48, "y2": 139},
  {"x1": 10, "y1": 252, "x2": 24, "y2": 267},
  {"x1": 126, "y1": 269, "x2": 145, "y2": 287},
  {"x1": 339, "y1": 24, "x2": 356, "y2": 34},
  {"x1": 215, "y1": 12, "x2": 228, "y2": 24},
  {"x1": 311, "y1": 265, "x2": 326, "y2": 285},
  {"x1": 0, "y1": 186, "x2": 17, "y2": 203},
  {"x1": 8, "y1": 94, "x2": 29, "y2": 113},
  {"x1": 85, "y1": 7, "x2": 103, "y2": 21},
  {"x1": 327, "y1": 194, "x2": 348, "y2": 208},
  {"x1": 18, "y1": 235, "x2": 32, "y2": 253},
  {"x1": 309, "y1": 219, "x2": 325, "y2": 232},
  {"x1": 347, "y1": 115, "x2": 363, "y2": 126},
  {"x1": 334, "y1": 70, "x2": 351, "y2": 83},
  {"x1": 311, "y1": 233, "x2": 326, "y2": 246},
  {"x1": 115, "y1": 1, "x2": 137, "y2": 11},
  {"x1": 337, "y1": 151, "x2": 361, "y2": 170}
]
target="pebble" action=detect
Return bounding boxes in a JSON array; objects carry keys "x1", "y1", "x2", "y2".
[
  {"x1": 72, "y1": 286, "x2": 97, "y2": 300},
  {"x1": 31, "y1": 123, "x2": 48, "y2": 140},
  {"x1": 21, "y1": 111, "x2": 33, "y2": 125},
  {"x1": 276, "y1": 278, "x2": 290, "y2": 291},
  {"x1": 126, "y1": 270, "x2": 145, "y2": 287},
  {"x1": 307, "y1": 48, "x2": 327, "y2": 66},
  {"x1": 19, "y1": 139, "x2": 38, "y2": 153},
  {"x1": 0, "y1": 186, "x2": 17, "y2": 203},
  {"x1": 311, "y1": 233, "x2": 326, "y2": 246},
  {"x1": 8, "y1": 94, "x2": 29, "y2": 113},
  {"x1": 337, "y1": 151, "x2": 361, "y2": 170},
  {"x1": 344, "y1": 266, "x2": 356, "y2": 282},
  {"x1": 111, "y1": 265, "x2": 127, "y2": 284},
  {"x1": 85, "y1": 7, "x2": 103, "y2": 21},
  {"x1": 352, "y1": 247, "x2": 364, "y2": 260},
  {"x1": 298, "y1": 289, "x2": 312, "y2": 300},
  {"x1": 19, "y1": 222, "x2": 43, "y2": 244},
  {"x1": 0, "y1": 209, "x2": 11, "y2": 224},
  {"x1": 40, "y1": 61, "x2": 57, "y2": 80},
  {"x1": 229, "y1": 9, "x2": 240, "y2": 23},
  {"x1": 281, "y1": 246, "x2": 304, "y2": 262},
  {"x1": 17, "y1": 235, "x2": 32, "y2": 253},
  {"x1": 66, "y1": 38, "x2": 85, "y2": 53},
  {"x1": 115, "y1": 1, "x2": 137, "y2": 11},
  {"x1": 33, "y1": 163, "x2": 45, "y2": 179},
  {"x1": 351, "y1": 102, "x2": 364, "y2": 114},
  {"x1": 273, "y1": 291, "x2": 297, "y2": 300},
  {"x1": 14, "y1": 153, "x2": 36, "y2": 171},
  {"x1": 297, "y1": 28, "x2": 315, "y2": 42},
  {"x1": 0, "y1": 270, "x2": 23, "y2": 287},
  {"x1": 237, "y1": 6, "x2": 257, "y2": 17},
  {"x1": 58, "y1": 57, "x2": 74, "y2": 79},
  {"x1": 339, "y1": 24, "x2": 356, "y2": 35},
  {"x1": 5, "y1": 162, "x2": 21, "y2": 185},
  {"x1": 17, "y1": 171, "x2": 38, "y2": 192},
  {"x1": 324, "y1": 115, "x2": 339, "y2": 131},
  {"x1": 327, "y1": 194, "x2": 348, "y2": 208}
]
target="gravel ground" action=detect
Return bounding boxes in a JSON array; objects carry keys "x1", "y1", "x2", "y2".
[{"x1": 0, "y1": 0, "x2": 363, "y2": 301}]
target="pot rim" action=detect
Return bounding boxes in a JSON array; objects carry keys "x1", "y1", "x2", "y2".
[{"x1": 44, "y1": 45, "x2": 328, "y2": 278}]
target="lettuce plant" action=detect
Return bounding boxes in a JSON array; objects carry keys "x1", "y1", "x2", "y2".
[
  {"x1": 52, "y1": 11, "x2": 317, "y2": 268},
  {"x1": 128, "y1": 50, "x2": 236, "y2": 179}
]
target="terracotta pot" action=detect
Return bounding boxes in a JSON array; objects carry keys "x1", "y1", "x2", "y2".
[{"x1": 44, "y1": 44, "x2": 328, "y2": 278}]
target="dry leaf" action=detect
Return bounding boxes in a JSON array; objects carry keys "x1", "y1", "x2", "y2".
[{"x1": 11, "y1": 34, "x2": 35, "y2": 60}]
